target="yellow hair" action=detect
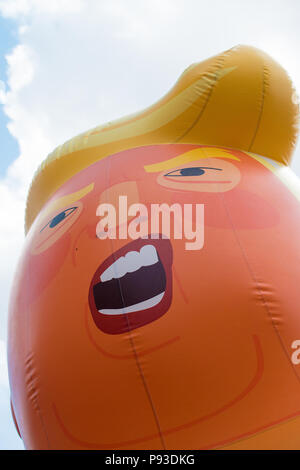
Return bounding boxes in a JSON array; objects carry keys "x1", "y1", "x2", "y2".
[{"x1": 25, "y1": 45, "x2": 299, "y2": 233}]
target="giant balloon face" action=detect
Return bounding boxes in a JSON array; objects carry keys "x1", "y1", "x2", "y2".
[{"x1": 8, "y1": 46, "x2": 300, "y2": 449}]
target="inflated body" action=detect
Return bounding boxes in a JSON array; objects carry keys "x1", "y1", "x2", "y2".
[{"x1": 8, "y1": 46, "x2": 300, "y2": 449}]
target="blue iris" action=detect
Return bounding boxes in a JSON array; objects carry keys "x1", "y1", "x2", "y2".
[
  {"x1": 49, "y1": 211, "x2": 68, "y2": 228},
  {"x1": 165, "y1": 166, "x2": 222, "y2": 177},
  {"x1": 179, "y1": 167, "x2": 205, "y2": 176}
]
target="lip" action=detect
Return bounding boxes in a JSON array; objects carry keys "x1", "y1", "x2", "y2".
[{"x1": 88, "y1": 235, "x2": 173, "y2": 334}]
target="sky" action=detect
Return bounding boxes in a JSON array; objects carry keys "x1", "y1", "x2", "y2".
[{"x1": 0, "y1": 0, "x2": 300, "y2": 450}]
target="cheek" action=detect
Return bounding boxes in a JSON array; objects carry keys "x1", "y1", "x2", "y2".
[
  {"x1": 20, "y1": 234, "x2": 72, "y2": 307},
  {"x1": 225, "y1": 165, "x2": 241, "y2": 186}
]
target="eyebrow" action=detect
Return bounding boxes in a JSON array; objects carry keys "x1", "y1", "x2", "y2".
[
  {"x1": 144, "y1": 147, "x2": 240, "y2": 173},
  {"x1": 41, "y1": 182, "x2": 94, "y2": 221},
  {"x1": 165, "y1": 166, "x2": 223, "y2": 175}
]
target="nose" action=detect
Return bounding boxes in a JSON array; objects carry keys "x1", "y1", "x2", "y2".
[{"x1": 97, "y1": 181, "x2": 150, "y2": 242}]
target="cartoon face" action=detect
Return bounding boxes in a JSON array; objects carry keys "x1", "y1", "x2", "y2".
[{"x1": 9, "y1": 144, "x2": 300, "y2": 449}]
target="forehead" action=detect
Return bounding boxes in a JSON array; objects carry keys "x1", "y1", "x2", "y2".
[
  {"x1": 47, "y1": 144, "x2": 245, "y2": 202},
  {"x1": 106, "y1": 144, "x2": 242, "y2": 172},
  {"x1": 144, "y1": 147, "x2": 240, "y2": 173}
]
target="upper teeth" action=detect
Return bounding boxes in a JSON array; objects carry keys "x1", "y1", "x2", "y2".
[{"x1": 100, "y1": 244, "x2": 159, "y2": 282}]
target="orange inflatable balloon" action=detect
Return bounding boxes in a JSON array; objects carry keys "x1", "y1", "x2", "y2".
[{"x1": 8, "y1": 46, "x2": 300, "y2": 449}]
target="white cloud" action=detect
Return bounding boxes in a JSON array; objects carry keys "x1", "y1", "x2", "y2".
[
  {"x1": 0, "y1": 340, "x2": 23, "y2": 449},
  {"x1": 0, "y1": 0, "x2": 300, "y2": 449},
  {"x1": 0, "y1": 79, "x2": 5, "y2": 102},
  {"x1": 5, "y1": 44, "x2": 34, "y2": 92},
  {"x1": 0, "y1": 340, "x2": 8, "y2": 387},
  {"x1": 0, "y1": 0, "x2": 83, "y2": 17},
  {"x1": 0, "y1": 385, "x2": 24, "y2": 449}
]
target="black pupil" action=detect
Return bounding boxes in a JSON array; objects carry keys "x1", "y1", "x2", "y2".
[
  {"x1": 179, "y1": 167, "x2": 205, "y2": 176},
  {"x1": 49, "y1": 211, "x2": 67, "y2": 228}
]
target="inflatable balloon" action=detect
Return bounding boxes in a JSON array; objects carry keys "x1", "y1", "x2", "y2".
[{"x1": 8, "y1": 45, "x2": 300, "y2": 449}]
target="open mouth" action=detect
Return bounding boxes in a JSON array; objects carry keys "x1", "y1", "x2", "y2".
[{"x1": 88, "y1": 236, "x2": 173, "y2": 334}]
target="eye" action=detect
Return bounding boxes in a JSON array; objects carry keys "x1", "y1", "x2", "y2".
[
  {"x1": 40, "y1": 207, "x2": 78, "y2": 232},
  {"x1": 164, "y1": 167, "x2": 223, "y2": 177}
]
